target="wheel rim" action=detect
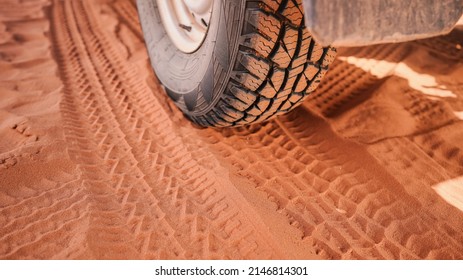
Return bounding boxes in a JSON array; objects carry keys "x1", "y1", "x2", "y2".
[{"x1": 156, "y1": 0, "x2": 213, "y2": 53}]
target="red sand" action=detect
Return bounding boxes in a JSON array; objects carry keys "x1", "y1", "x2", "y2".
[{"x1": 1, "y1": 0, "x2": 463, "y2": 259}]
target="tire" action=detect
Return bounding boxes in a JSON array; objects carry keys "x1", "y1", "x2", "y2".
[{"x1": 137, "y1": 0, "x2": 336, "y2": 127}]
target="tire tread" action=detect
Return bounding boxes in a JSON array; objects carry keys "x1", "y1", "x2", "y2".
[{"x1": 189, "y1": 0, "x2": 336, "y2": 127}]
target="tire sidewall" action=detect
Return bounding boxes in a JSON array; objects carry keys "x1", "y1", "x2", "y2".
[{"x1": 137, "y1": 0, "x2": 237, "y2": 114}]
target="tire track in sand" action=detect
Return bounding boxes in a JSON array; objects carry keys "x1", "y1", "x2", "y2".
[
  {"x1": 194, "y1": 106, "x2": 463, "y2": 259},
  {"x1": 51, "y1": 0, "x2": 286, "y2": 259},
  {"x1": 106, "y1": 0, "x2": 463, "y2": 259},
  {"x1": 305, "y1": 43, "x2": 412, "y2": 117},
  {"x1": 0, "y1": 0, "x2": 91, "y2": 259},
  {"x1": 414, "y1": 29, "x2": 463, "y2": 62}
]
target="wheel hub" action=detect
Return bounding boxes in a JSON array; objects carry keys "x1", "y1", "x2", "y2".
[{"x1": 156, "y1": 0, "x2": 213, "y2": 53}]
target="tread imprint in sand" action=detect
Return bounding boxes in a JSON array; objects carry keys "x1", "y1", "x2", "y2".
[
  {"x1": 50, "y1": 0, "x2": 285, "y2": 259},
  {"x1": 196, "y1": 108, "x2": 463, "y2": 259}
]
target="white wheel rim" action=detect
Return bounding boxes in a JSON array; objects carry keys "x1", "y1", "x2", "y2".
[{"x1": 156, "y1": 0, "x2": 213, "y2": 53}]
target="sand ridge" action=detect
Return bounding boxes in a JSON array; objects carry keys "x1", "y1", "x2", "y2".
[{"x1": 1, "y1": 0, "x2": 463, "y2": 259}]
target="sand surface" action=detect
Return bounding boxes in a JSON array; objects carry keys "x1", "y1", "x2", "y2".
[{"x1": 1, "y1": 0, "x2": 463, "y2": 259}]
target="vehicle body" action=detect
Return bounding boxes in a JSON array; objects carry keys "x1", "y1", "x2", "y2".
[
  {"x1": 136, "y1": 0, "x2": 463, "y2": 128},
  {"x1": 303, "y1": 0, "x2": 463, "y2": 47}
]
